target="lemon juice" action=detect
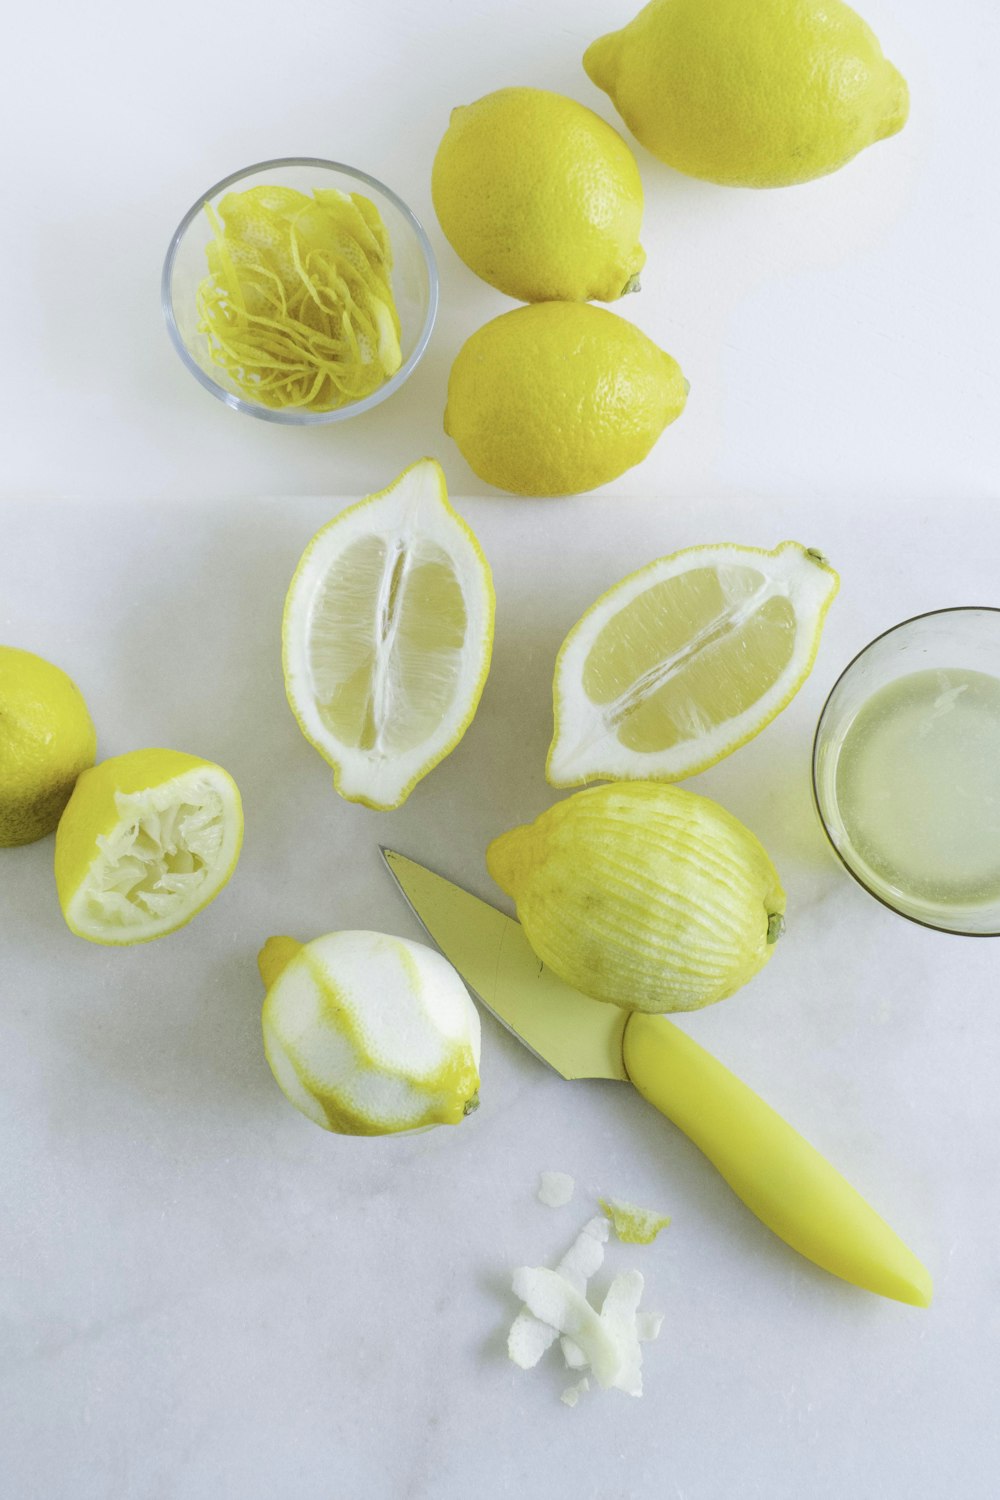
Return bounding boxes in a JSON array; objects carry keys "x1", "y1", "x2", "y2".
[{"x1": 833, "y1": 668, "x2": 1000, "y2": 910}]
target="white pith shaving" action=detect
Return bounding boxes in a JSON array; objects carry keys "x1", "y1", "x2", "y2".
[
  {"x1": 508, "y1": 1216, "x2": 608, "y2": 1369},
  {"x1": 599, "y1": 1270, "x2": 644, "y2": 1397},
  {"x1": 537, "y1": 1171, "x2": 575, "y2": 1208},
  {"x1": 507, "y1": 1202, "x2": 666, "y2": 1401},
  {"x1": 637, "y1": 1311, "x2": 664, "y2": 1343},
  {"x1": 561, "y1": 1337, "x2": 588, "y2": 1369}
]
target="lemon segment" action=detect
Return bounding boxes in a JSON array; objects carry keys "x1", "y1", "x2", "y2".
[
  {"x1": 259, "y1": 930, "x2": 482, "y2": 1136},
  {"x1": 432, "y1": 87, "x2": 645, "y2": 303},
  {"x1": 0, "y1": 647, "x2": 97, "y2": 847},
  {"x1": 54, "y1": 748, "x2": 243, "y2": 945},
  {"x1": 282, "y1": 459, "x2": 495, "y2": 810},
  {"x1": 583, "y1": 0, "x2": 908, "y2": 189},
  {"x1": 548, "y1": 542, "x2": 838, "y2": 787}
]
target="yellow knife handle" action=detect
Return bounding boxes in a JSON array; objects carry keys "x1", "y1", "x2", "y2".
[{"x1": 622, "y1": 1013, "x2": 932, "y2": 1307}]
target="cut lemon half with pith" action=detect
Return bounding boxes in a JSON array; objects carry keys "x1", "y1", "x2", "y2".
[
  {"x1": 54, "y1": 748, "x2": 243, "y2": 945},
  {"x1": 282, "y1": 458, "x2": 495, "y2": 810},
  {"x1": 547, "y1": 541, "x2": 838, "y2": 787}
]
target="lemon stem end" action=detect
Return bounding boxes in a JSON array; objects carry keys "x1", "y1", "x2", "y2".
[{"x1": 259, "y1": 935, "x2": 304, "y2": 990}]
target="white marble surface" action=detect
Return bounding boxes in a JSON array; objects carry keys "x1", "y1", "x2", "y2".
[{"x1": 3, "y1": 496, "x2": 1000, "y2": 1499}]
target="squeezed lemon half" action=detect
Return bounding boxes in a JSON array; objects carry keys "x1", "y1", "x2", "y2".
[
  {"x1": 282, "y1": 459, "x2": 495, "y2": 810},
  {"x1": 259, "y1": 930, "x2": 481, "y2": 1136},
  {"x1": 548, "y1": 541, "x2": 838, "y2": 787},
  {"x1": 54, "y1": 748, "x2": 243, "y2": 945}
]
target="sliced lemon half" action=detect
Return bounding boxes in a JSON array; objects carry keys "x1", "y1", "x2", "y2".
[
  {"x1": 547, "y1": 541, "x2": 839, "y2": 787},
  {"x1": 54, "y1": 748, "x2": 244, "y2": 944},
  {"x1": 282, "y1": 458, "x2": 495, "y2": 810}
]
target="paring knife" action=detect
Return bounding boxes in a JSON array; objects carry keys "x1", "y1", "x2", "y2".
[{"x1": 381, "y1": 847, "x2": 932, "y2": 1308}]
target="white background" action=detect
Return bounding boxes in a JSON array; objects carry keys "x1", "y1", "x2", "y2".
[{"x1": 2, "y1": 1, "x2": 1000, "y2": 1498}]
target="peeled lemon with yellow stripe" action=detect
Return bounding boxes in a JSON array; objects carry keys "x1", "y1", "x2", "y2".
[{"x1": 259, "y1": 930, "x2": 481, "y2": 1136}]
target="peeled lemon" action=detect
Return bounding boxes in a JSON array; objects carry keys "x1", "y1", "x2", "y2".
[
  {"x1": 548, "y1": 541, "x2": 839, "y2": 786},
  {"x1": 584, "y1": 0, "x2": 909, "y2": 188},
  {"x1": 259, "y1": 930, "x2": 481, "y2": 1136},
  {"x1": 54, "y1": 748, "x2": 243, "y2": 944},
  {"x1": 488, "y1": 782, "x2": 785, "y2": 1013},
  {"x1": 444, "y1": 303, "x2": 687, "y2": 496},
  {"x1": 0, "y1": 646, "x2": 96, "y2": 847},
  {"x1": 432, "y1": 87, "x2": 645, "y2": 303},
  {"x1": 282, "y1": 459, "x2": 495, "y2": 810}
]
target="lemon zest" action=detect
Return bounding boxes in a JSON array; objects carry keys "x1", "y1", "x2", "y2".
[{"x1": 197, "y1": 186, "x2": 402, "y2": 412}]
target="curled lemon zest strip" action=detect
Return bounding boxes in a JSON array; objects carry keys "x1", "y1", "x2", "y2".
[{"x1": 196, "y1": 186, "x2": 402, "y2": 411}]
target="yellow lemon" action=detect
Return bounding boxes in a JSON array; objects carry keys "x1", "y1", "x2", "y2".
[
  {"x1": 0, "y1": 646, "x2": 96, "y2": 847},
  {"x1": 282, "y1": 459, "x2": 495, "y2": 810},
  {"x1": 584, "y1": 0, "x2": 909, "y2": 188},
  {"x1": 259, "y1": 931, "x2": 481, "y2": 1136},
  {"x1": 444, "y1": 302, "x2": 687, "y2": 496},
  {"x1": 432, "y1": 87, "x2": 645, "y2": 303},
  {"x1": 488, "y1": 782, "x2": 785, "y2": 1013},
  {"x1": 54, "y1": 748, "x2": 243, "y2": 944},
  {"x1": 548, "y1": 541, "x2": 839, "y2": 786}
]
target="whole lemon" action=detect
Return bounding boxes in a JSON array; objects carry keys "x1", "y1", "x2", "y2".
[
  {"x1": 488, "y1": 782, "x2": 785, "y2": 1013},
  {"x1": 432, "y1": 87, "x2": 646, "y2": 303},
  {"x1": 584, "y1": 0, "x2": 909, "y2": 188},
  {"x1": 444, "y1": 302, "x2": 687, "y2": 496},
  {"x1": 0, "y1": 646, "x2": 97, "y2": 847}
]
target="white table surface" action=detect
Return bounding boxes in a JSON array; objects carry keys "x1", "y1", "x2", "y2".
[{"x1": 2, "y1": 1, "x2": 1000, "y2": 1497}]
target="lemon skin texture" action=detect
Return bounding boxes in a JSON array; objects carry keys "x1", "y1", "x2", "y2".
[
  {"x1": 584, "y1": 0, "x2": 909, "y2": 188},
  {"x1": 432, "y1": 86, "x2": 646, "y2": 303},
  {"x1": 444, "y1": 302, "x2": 687, "y2": 497},
  {"x1": 0, "y1": 646, "x2": 97, "y2": 847},
  {"x1": 488, "y1": 782, "x2": 785, "y2": 1013}
]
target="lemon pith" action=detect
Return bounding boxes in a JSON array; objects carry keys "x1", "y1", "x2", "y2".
[
  {"x1": 444, "y1": 302, "x2": 687, "y2": 497},
  {"x1": 260, "y1": 930, "x2": 482, "y2": 1136},
  {"x1": 488, "y1": 782, "x2": 785, "y2": 1014},
  {"x1": 583, "y1": 0, "x2": 908, "y2": 188},
  {"x1": 54, "y1": 748, "x2": 243, "y2": 945},
  {"x1": 282, "y1": 459, "x2": 495, "y2": 810},
  {"x1": 548, "y1": 541, "x2": 838, "y2": 786},
  {"x1": 432, "y1": 86, "x2": 646, "y2": 303},
  {"x1": 0, "y1": 646, "x2": 97, "y2": 848}
]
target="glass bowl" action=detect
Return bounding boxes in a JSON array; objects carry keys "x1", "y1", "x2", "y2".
[
  {"x1": 162, "y1": 158, "x2": 438, "y2": 424},
  {"x1": 812, "y1": 608, "x2": 1000, "y2": 935}
]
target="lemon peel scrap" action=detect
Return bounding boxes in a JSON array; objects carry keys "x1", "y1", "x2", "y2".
[
  {"x1": 560, "y1": 1377, "x2": 590, "y2": 1408},
  {"x1": 600, "y1": 1198, "x2": 672, "y2": 1245},
  {"x1": 197, "y1": 186, "x2": 401, "y2": 412},
  {"x1": 537, "y1": 1171, "x2": 575, "y2": 1207}
]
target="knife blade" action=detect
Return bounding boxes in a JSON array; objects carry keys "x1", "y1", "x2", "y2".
[{"x1": 381, "y1": 847, "x2": 932, "y2": 1308}]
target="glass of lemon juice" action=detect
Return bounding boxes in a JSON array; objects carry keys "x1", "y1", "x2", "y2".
[{"x1": 812, "y1": 608, "x2": 1000, "y2": 934}]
